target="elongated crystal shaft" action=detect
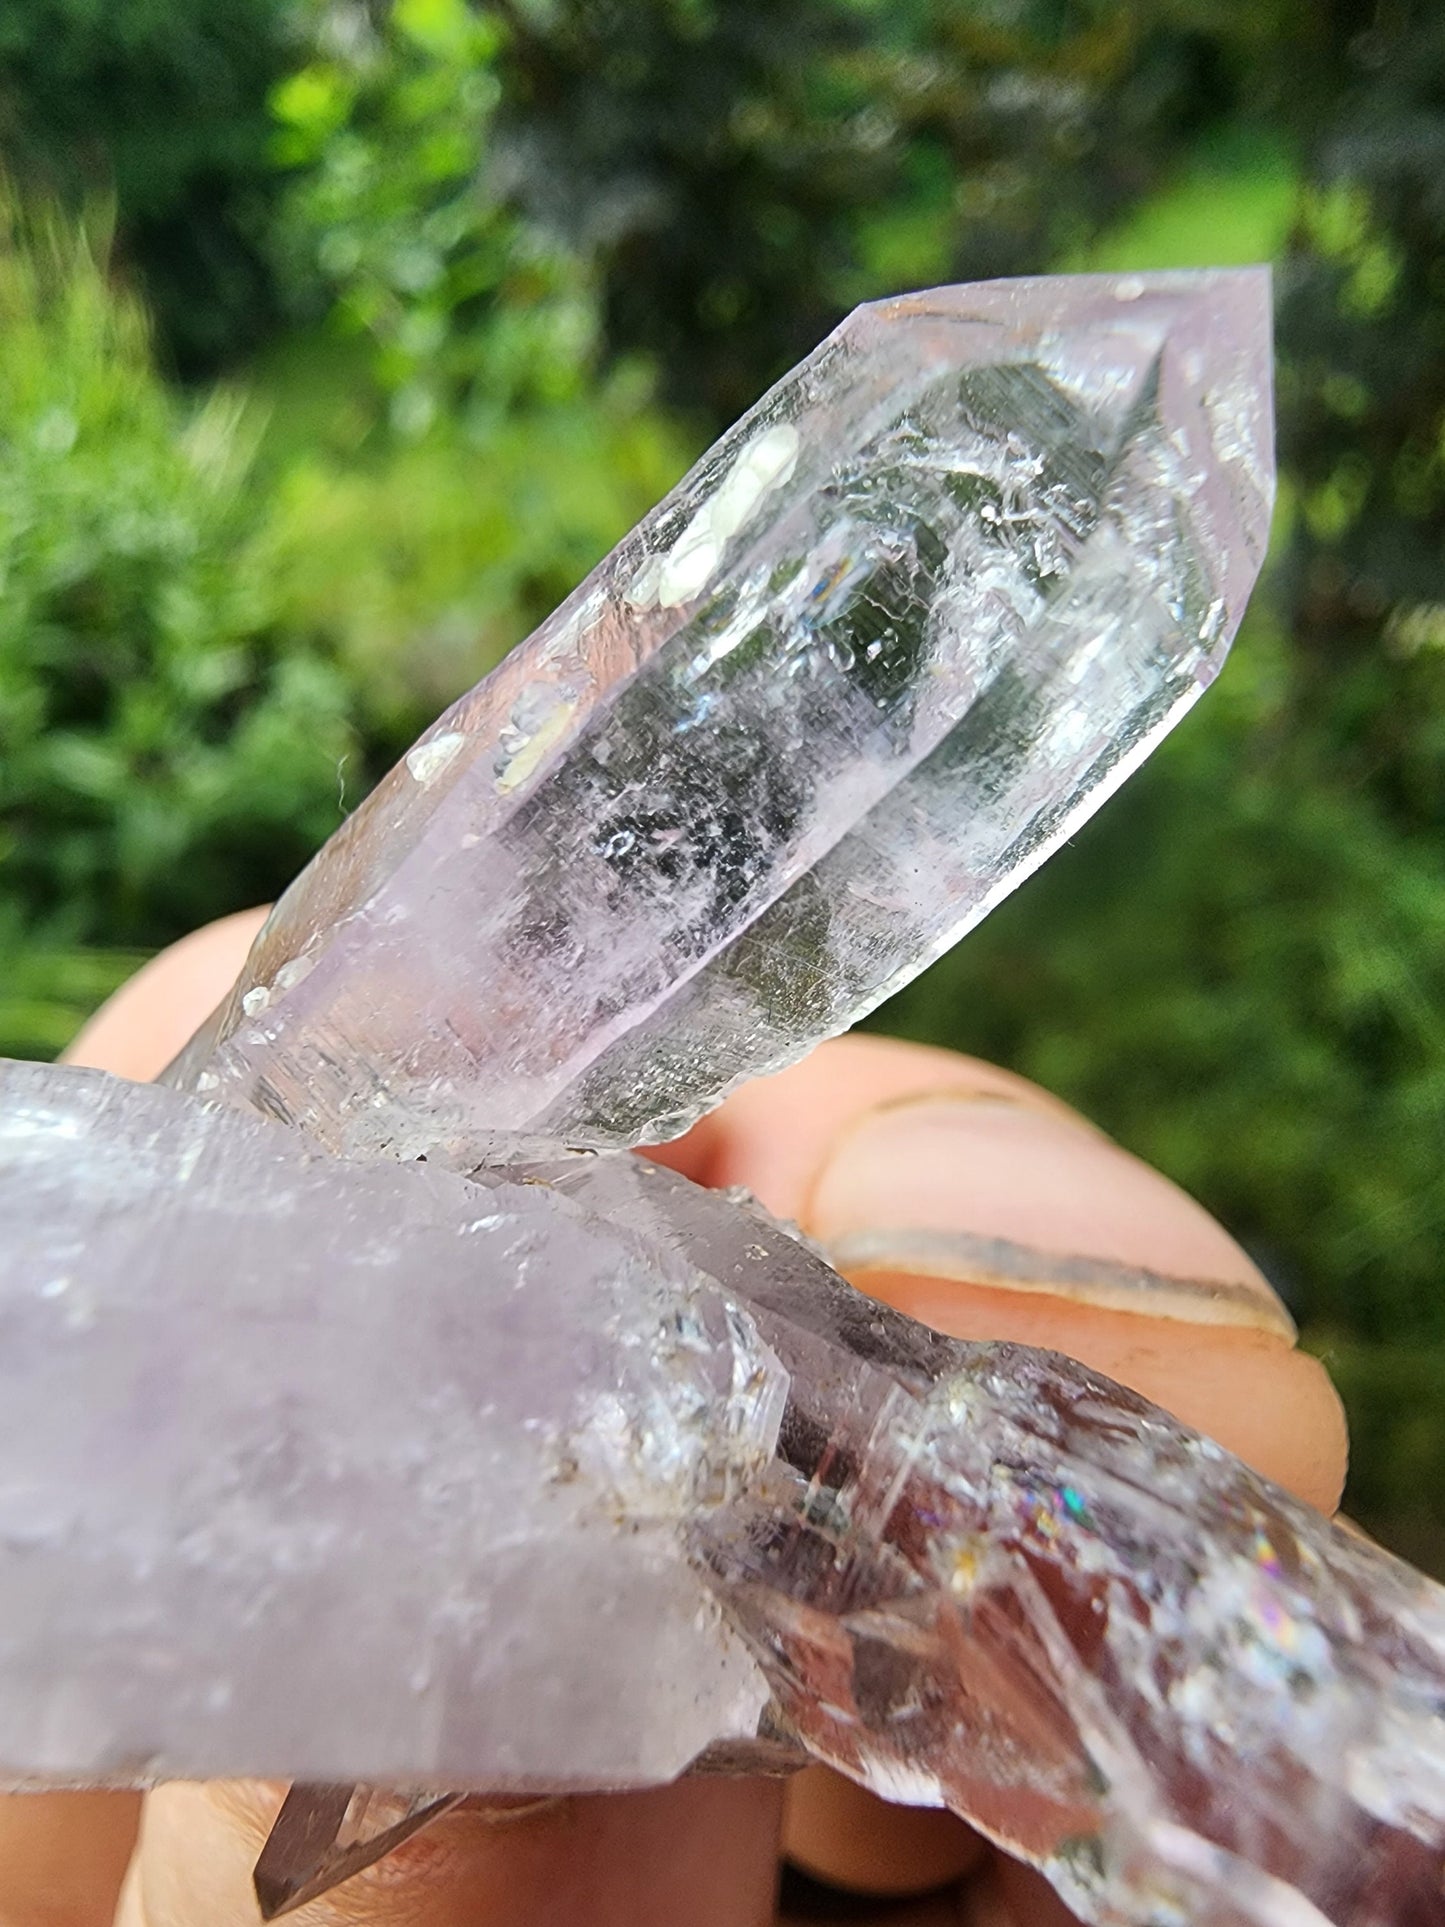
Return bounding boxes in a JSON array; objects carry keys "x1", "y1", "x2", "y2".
[
  {"x1": 164, "y1": 271, "x2": 1273, "y2": 1160},
  {"x1": 2, "y1": 1063, "x2": 1442, "y2": 1927}
]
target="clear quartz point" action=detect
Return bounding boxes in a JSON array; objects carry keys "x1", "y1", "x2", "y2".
[
  {"x1": 162, "y1": 270, "x2": 1274, "y2": 1162},
  {"x1": 0, "y1": 1064, "x2": 1442, "y2": 1926},
  {"x1": 252, "y1": 1786, "x2": 464, "y2": 1919}
]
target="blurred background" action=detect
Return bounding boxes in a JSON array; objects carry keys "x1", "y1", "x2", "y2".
[{"x1": 0, "y1": 0, "x2": 1441, "y2": 1567}]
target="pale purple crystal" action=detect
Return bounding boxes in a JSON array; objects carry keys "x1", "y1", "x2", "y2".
[
  {"x1": 0, "y1": 1063, "x2": 777, "y2": 1790},
  {"x1": 164, "y1": 270, "x2": 1273, "y2": 1162},
  {"x1": 0, "y1": 1062, "x2": 1441, "y2": 1927}
]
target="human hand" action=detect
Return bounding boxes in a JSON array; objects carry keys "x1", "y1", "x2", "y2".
[{"x1": 3, "y1": 908, "x2": 1347, "y2": 1927}]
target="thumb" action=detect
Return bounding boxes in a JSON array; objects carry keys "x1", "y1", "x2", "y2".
[{"x1": 669, "y1": 1033, "x2": 1347, "y2": 1514}]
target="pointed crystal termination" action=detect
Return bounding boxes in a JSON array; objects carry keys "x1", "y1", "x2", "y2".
[
  {"x1": 3, "y1": 1063, "x2": 1442, "y2": 1926},
  {"x1": 164, "y1": 271, "x2": 1274, "y2": 1160},
  {"x1": 252, "y1": 1788, "x2": 464, "y2": 1919}
]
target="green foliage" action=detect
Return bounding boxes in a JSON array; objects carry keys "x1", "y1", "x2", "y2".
[
  {"x1": 271, "y1": 0, "x2": 597, "y2": 439},
  {"x1": 1276, "y1": 16, "x2": 1445, "y2": 839},
  {"x1": 494, "y1": 0, "x2": 1337, "y2": 420},
  {"x1": 260, "y1": 381, "x2": 691, "y2": 746},
  {"x1": 0, "y1": 0, "x2": 291, "y2": 372},
  {"x1": 0, "y1": 907, "x2": 144, "y2": 1061},
  {"x1": 1064, "y1": 128, "x2": 1299, "y2": 272},
  {"x1": 253, "y1": 0, "x2": 694, "y2": 749},
  {"x1": 0, "y1": 191, "x2": 361, "y2": 951}
]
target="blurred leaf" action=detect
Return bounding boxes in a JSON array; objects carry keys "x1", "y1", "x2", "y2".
[{"x1": 0, "y1": 184, "x2": 363, "y2": 946}]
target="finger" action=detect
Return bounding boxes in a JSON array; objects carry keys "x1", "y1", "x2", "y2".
[
  {"x1": 646, "y1": 1036, "x2": 1076, "y2": 1202},
  {"x1": 64, "y1": 907, "x2": 269, "y2": 1081},
  {"x1": 958, "y1": 1856, "x2": 1071, "y2": 1927},
  {"x1": 119, "y1": 1777, "x2": 782, "y2": 1927},
  {"x1": 802, "y1": 1074, "x2": 1346, "y2": 1512},
  {"x1": 781, "y1": 1765, "x2": 985, "y2": 1897},
  {"x1": 674, "y1": 1035, "x2": 1346, "y2": 1508},
  {"x1": 0, "y1": 1792, "x2": 142, "y2": 1927},
  {"x1": 989, "y1": 1854, "x2": 1079, "y2": 1927},
  {"x1": 683, "y1": 1037, "x2": 1347, "y2": 1898}
]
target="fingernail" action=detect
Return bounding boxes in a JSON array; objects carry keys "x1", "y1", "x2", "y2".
[{"x1": 807, "y1": 1092, "x2": 1294, "y2": 1338}]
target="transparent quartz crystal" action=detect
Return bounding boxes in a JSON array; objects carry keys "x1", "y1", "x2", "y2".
[
  {"x1": 163, "y1": 271, "x2": 1273, "y2": 1161},
  {"x1": 1, "y1": 1062, "x2": 1441, "y2": 1926}
]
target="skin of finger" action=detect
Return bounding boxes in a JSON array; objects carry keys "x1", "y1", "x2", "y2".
[
  {"x1": 849, "y1": 1273, "x2": 1344, "y2": 1514},
  {"x1": 781, "y1": 1767, "x2": 986, "y2": 1896},
  {"x1": 119, "y1": 1778, "x2": 783, "y2": 1927},
  {"x1": 957, "y1": 1858, "x2": 1064, "y2": 1927},
  {"x1": 990, "y1": 1854, "x2": 1082, "y2": 1927},
  {"x1": 0, "y1": 1793, "x2": 143, "y2": 1927},
  {"x1": 646, "y1": 1036, "x2": 1088, "y2": 1208},
  {"x1": 63, "y1": 907, "x2": 271, "y2": 1082},
  {"x1": 665, "y1": 1037, "x2": 1347, "y2": 1510}
]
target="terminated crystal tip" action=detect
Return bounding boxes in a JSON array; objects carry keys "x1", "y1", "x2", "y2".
[
  {"x1": 252, "y1": 1788, "x2": 464, "y2": 1918},
  {"x1": 165, "y1": 270, "x2": 1275, "y2": 1164}
]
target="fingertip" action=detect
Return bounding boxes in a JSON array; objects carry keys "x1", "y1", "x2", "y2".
[
  {"x1": 0, "y1": 1790, "x2": 141, "y2": 1927},
  {"x1": 853, "y1": 1272, "x2": 1348, "y2": 1512},
  {"x1": 736, "y1": 1059, "x2": 1345, "y2": 1512},
  {"x1": 63, "y1": 908, "x2": 269, "y2": 1082},
  {"x1": 651, "y1": 1036, "x2": 1081, "y2": 1216},
  {"x1": 782, "y1": 1766, "x2": 985, "y2": 1897}
]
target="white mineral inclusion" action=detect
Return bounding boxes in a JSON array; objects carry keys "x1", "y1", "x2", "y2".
[
  {"x1": 632, "y1": 422, "x2": 801, "y2": 612},
  {"x1": 405, "y1": 731, "x2": 467, "y2": 787},
  {"x1": 494, "y1": 697, "x2": 577, "y2": 795},
  {"x1": 274, "y1": 955, "x2": 317, "y2": 994}
]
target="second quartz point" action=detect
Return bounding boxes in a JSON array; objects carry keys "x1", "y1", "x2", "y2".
[{"x1": 167, "y1": 271, "x2": 1274, "y2": 1159}]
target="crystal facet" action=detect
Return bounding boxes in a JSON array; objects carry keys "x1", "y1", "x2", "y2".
[
  {"x1": 163, "y1": 270, "x2": 1274, "y2": 1162},
  {"x1": 1, "y1": 1062, "x2": 1442, "y2": 1927},
  {"x1": 252, "y1": 1787, "x2": 465, "y2": 1917},
  {"x1": 0, "y1": 1064, "x2": 777, "y2": 1792}
]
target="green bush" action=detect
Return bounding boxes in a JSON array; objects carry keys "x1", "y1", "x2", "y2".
[
  {"x1": 0, "y1": 903, "x2": 145, "y2": 1062},
  {"x1": 260, "y1": 385, "x2": 692, "y2": 749},
  {"x1": 257, "y1": 0, "x2": 693, "y2": 746},
  {"x1": 494, "y1": 0, "x2": 1344, "y2": 420},
  {"x1": 0, "y1": 0, "x2": 291, "y2": 372},
  {"x1": 0, "y1": 190, "x2": 361, "y2": 950},
  {"x1": 271, "y1": 0, "x2": 599, "y2": 439}
]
